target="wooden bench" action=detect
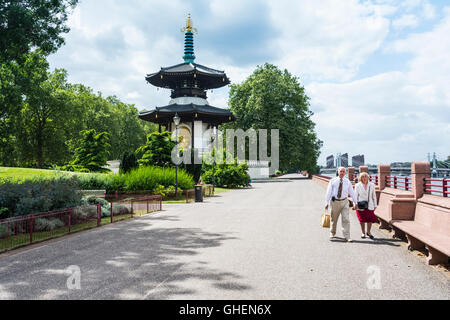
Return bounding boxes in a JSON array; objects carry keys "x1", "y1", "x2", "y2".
[{"x1": 391, "y1": 195, "x2": 450, "y2": 265}]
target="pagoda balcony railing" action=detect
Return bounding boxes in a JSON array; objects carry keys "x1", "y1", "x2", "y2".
[{"x1": 171, "y1": 88, "x2": 207, "y2": 99}]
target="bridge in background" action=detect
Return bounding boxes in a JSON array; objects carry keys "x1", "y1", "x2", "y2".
[{"x1": 321, "y1": 167, "x2": 450, "y2": 177}]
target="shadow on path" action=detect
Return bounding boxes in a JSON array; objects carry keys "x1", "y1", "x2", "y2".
[{"x1": 0, "y1": 217, "x2": 251, "y2": 300}]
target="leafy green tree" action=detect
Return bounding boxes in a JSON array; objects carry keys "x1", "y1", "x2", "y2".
[
  {"x1": 225, "y1": 63, "x2": 323, "y2": 172},
  {"x1": 70, "y1": 129, "x2": 111, "y2": 173},
  {"x1": 13, "y1": 53, "x2": 74, "y2": 168},
  {"x1": 119, "y1": 152, "x2": 138, "y2": 174},
  {"x1": 137, "y1": 131, "x2": 176, "y2": 167},
  {"x1": 0, "y1": 0, "x2": 79, "y2": 165},
  {"x1": 0, "y1": 0, "x2": 78, "y2": 64}
]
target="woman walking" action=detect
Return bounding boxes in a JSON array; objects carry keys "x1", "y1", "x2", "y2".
[{"x1": 355, "y1": 172, "x2": 378, "y2": 239}]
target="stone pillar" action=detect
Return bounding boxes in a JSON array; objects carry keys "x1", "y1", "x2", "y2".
[
  {"x1": 378, "y1": 164, "x2": 391, "y2": 191},
  {"x1": 348, "y1": 167, "x2": 355, "y2": 183},
  {"x1": 411, "y1": 162, "x2": 431, "y2": 200},
  {"x1": 359, "y1": 166, "x2": 369, "y2": 174}
]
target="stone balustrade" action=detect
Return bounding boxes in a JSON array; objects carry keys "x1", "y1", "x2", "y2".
[{"x1": 313, "y1": 162, "x2": 450, "y2": 265}]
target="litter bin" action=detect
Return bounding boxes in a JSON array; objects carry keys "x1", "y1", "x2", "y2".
[{"x1": 195, "y1": 185, "x2": 203, "y2": 203}]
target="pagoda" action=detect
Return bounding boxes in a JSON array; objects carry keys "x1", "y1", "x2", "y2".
[{"x1": 139, "y1": 14, "x2": 236, "y2": 152}]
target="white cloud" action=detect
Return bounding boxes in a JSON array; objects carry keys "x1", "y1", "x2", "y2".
[
  {"x1": 423, "y1": 2, "x2": 437, "y2": 20},
  {"x1": 312, "y1": 7, "x2": 450, "y2": 164},
  {"x1": 392, "y1": 14, "x2": 419, "y2": 29},
  {"x1": 266, "y1": 0, "x2": 391, "y2": 82}
]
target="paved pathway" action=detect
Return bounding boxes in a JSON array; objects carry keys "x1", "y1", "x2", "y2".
[{"x1": 0, "y1": 180, "x2": 448, "y2": 300}]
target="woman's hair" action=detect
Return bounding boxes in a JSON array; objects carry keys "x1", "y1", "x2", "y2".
[{"x1": 359, "y1": 172, "x2": 370, "y2": 183}]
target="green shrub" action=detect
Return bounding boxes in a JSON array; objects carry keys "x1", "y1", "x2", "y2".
[
  {"x1": 0, "y1": 225, "x2": 12, "y2": 239},
  {"x1": 120, "y1": 152, "x2": 138, "y2": 174},
  {"x1": 34, "y1": 218, "x2": 65, "y2": 232},
  {"x1": 112, "y1": 204, "x2": 130, "y2": 215},
  {"x1": 202, "y1": 163, "x2": 251, "y2": 188},
  {"x1": 0, "y1": 177, "x2": 83, "y2": 218},
  {"x1": 0, "y1": 207, "x2": 9, "y2": 220},
  {"x1": 75, "y1": 166, "x2": 194, "y2": 192},
  {"x1": 137, "y1": 131, "x2": 176, "y2": 167},
  {"x1": 65, "y1": 129, "x2": 111, "y2": 173},
  {"x1": 123, "y1": 166, "x2": 194, "y2": 191},
  {"x1": 81, "y1": 196, "x2": 111, "y2": 218}
]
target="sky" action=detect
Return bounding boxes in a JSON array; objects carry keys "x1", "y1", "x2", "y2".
[{"x1": 48, "y1": 0, "x2": 450, "y2": 166}]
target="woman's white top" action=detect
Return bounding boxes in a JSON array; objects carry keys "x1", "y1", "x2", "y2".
[{"x1": 355, "y1": 182, "x2": 378, "y2": 211}]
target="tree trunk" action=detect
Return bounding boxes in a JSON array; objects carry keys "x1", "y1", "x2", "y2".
[{"x1": 36, "y1": 123, "x2": 44, "y2": 169}]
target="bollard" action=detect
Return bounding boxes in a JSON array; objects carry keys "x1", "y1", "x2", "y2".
[
  {"x1": 68, "y1": 209, "x2": 72, "y2": 233},
  {"x1": 97, "y1": 203, "x2": 101, "y2": 227},
  {"x1": 111, "y1": 202, "x2": 114, "y2": 224},
  {"x1": 444, "y1": 179, "x2": 448, "y2": 198},
  {"x1": 131, "y1": 201, "x2": 134, "y2": 218},
  {"x1": 29, "y1": 215, "x2": 33, "y2": 244}
]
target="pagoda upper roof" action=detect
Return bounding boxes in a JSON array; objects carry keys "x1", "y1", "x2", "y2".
[
  {"x1": 139, "y1": 103, "x2": 236, "y2": 125},
  {"x1": 146, "y1": 62, "x2": 231, "y2": 90}
]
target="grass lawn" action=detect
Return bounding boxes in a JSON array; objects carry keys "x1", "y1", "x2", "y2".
[{"x1": 0, "y1": 167, "x2": 77, "y2": 181}]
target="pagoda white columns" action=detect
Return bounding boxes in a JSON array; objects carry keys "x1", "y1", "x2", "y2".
[{"x1": 193, "y1": 121, "x2": 203, "y2": 150}]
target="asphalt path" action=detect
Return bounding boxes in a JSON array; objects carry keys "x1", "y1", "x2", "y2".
[{"x1": 0, "y1": 180, "x2": 448, "y2": 300}]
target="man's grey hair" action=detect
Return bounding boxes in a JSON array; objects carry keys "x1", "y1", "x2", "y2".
[{"x1": 338, "y1": 167, "x2": 346, "y2": 172}]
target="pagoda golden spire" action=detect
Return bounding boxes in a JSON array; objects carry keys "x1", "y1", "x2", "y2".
[{"x1": 181, "y1": 13, "x2": 198, "y2": 34}]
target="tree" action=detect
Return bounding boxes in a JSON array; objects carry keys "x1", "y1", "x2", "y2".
[
  {"x1": 226, "y1": 63, "x2": 323, "y2": 172},
  {"x1": 0, "y1": 0, "x2": 78, "y2": 64},
  {"x1": 120, "y1": 152, "x2": 138, "y2": 174},
  {"x1": 137, "y1": 131, "x2": 176, "y2": 167},
  {"x1": 70, "y1": 129, "x2": 110, "y2": 173},
  {"x1": 13, "y1": 52, "x2": 74, "y2": 168}
]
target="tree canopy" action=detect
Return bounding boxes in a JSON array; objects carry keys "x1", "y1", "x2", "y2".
[
  {"x1": 0, "y1": 0, "x2": 78, "y2": 64},
  {"x1": 226, "y1": 63, "x2": 323, "y2": 172},
  {"x1": 0, "y1": 54, "x2": 157, "y2": 168}
]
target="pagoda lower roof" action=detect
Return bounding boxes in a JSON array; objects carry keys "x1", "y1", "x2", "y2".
[
  {"x1": 146, "y1": 62, "x2": 231, "y2": 90},
  {"x1": 139, "y1": 103, "x2": 236, "y2": 125}
]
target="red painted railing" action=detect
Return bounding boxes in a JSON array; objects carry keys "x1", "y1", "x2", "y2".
[
  {"x1": 0, "y1": 195, "x2": 162, "y2": 253},
  {"x1": 424, "y1": 178, "x2": 449, "y2": 197},
  {"x1": 386, "y1": 176, "x2": 412, "y2": 191},
  {"x1": 105, "y1": 185, "x2": 214, "y2": 204},
  {"x1": 370, "y1": 176, "x2": 379, "y2": 185}
]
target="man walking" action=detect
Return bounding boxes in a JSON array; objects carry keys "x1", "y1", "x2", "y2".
[{"x1": 325, "y1": 167, "x2": 358, "y2": 242}]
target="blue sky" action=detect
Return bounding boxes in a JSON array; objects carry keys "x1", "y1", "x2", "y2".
[{"x1": 48, "y1": 0, "x2": 450, "y2": 165}]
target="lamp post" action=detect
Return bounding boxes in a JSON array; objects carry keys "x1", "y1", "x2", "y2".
[
  {"x1": 174, "y1": 113, "x2": 181, "y2": 197},
  {"x1": 212, "y1": 126, "x2": 217, "y2": 192}
]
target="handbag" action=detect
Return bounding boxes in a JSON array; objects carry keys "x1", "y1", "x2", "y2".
[
  {"x1": 321, "y1": 212, "x2": 331, "y2": 228},
  {"x1": 357, "y1": 184, "x2": 370, "y2": 210}
]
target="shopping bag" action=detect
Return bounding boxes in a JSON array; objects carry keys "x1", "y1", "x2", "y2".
[{"x1": 321, "y1": 212, "x2": 331, "y2": 228}]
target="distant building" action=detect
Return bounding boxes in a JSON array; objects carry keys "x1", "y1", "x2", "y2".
[
  {"x1": 326, "y1": 155, "x2": 335, "y2": 168},
  {"x1": 391, "y1": 162, "x2": 411, "y2": 168},
  {"x1": 352, "y1": 155, "x2": 365, "y2": 168},
  {"x1": 341, "y1": 153, "x2": 349, "y2": 168}
]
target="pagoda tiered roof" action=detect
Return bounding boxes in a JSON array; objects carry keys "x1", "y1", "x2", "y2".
[
  {"x1": 139, "y1": 103, "x2": 236, "y2": 126},
  {"x1": 145, "y1": 62, "x2": 231, "y2": 90}
]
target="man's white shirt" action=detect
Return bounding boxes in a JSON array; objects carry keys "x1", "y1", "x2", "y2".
[{"x1": 325, "y1": 177, "x2": 358, "y2": 206}]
